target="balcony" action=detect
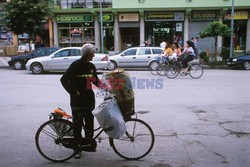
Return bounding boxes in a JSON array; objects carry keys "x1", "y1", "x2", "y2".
[{"x1": 55, "y1": 0, "x2": 112, "y2": 9}]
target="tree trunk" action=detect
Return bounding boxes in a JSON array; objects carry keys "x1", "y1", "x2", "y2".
[{"x1": 214, "y1": 36, "x2": 218, "y2": 62}]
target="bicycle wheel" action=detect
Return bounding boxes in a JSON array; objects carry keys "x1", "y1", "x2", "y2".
[
  {"x1": 110, "y1": 118, "x2": 155, "y2": 160},
  {"x1": 35, "y1": 119, "x2": 75, "y2": 162},
  {"x1": 156, "y1": 64, "x2": 165, "y2": 76},
  {"x1": 189, "y1": 64, "x2": 204, "y2": 79},
  {"x1": 165, "y1": 64, "x2": 179, "y2": 79},
  {"x1": 149, "y1": 61, "x2": 159, "y2": 75}
]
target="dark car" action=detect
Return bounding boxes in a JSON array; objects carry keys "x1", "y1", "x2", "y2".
[
  {"x1": 8, "y1": 47, "x2": 59, "y2": 70},
  {"x1": 227, "y1": 52, "x2": 250, "y2": 70}
]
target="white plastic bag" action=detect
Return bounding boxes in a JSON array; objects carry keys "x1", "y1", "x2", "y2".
[{"x1": 92, "y1": 98, "x2": 126, "y2": 139}]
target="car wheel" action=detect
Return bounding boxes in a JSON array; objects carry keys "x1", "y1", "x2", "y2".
[
  {"x1": 108, "y1": 61, "x2": 117, "y2": 71},
  {"x1": 13, "y1": 60, "x2": 23, "y2": 70},
  {"x1": 243, "y1": 61, "x2": 250, "y2": 70},
  {"x1": 31, "y1": 63, "x2": 44, "y2": 74}
]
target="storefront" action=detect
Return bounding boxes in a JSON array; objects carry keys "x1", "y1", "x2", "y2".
[
  {"x1": 57, "y1": 14, "x2": 95, "y2": 47},
  {"x1": 223, "y1": 11, "x2": 248, "y2": 53},
  {"x1": 119, "y1": 13, "x2": 140, "y2": 50},
  {"x1": 0, "y1": 11, "x2": 12, "y2": 46},
  {"x1": 189, "y1": 11, "x2": 219, "y2": 53},
  {"x1": 144, "y1": 12, "x2": 184, "y2": 46}
]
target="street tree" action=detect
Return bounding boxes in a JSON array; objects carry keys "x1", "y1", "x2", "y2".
[
  {"x1": 4, "y1": 0, "x2": 52, "y2": 41},
  {"x1": 199, "y1": 21, "x2": 231, "y2": 61}
]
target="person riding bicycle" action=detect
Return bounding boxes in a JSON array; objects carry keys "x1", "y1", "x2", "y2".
[
  {"x1": 60, "y1": 43, "x2": 100, "y2": 158},
  {"x1": 180, "y1": 40, "x2": 196, "y2": 74}
]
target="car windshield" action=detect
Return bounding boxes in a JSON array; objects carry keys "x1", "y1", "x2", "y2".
[{"x1": 33, "y1": 48, "x2": 46, "y2": 57}]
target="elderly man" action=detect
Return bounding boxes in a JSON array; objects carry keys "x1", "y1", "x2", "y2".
[{"x1": 60, "y1": 43, "x2": 100, "y2": 159}]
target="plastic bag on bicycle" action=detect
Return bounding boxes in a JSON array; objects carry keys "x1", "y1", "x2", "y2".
[
  {"x1": 92, "y1": 97, "x2": 126, "y2": 139},
  {"x1": 106, "y1": 69, "x2": 135, "y2": 117}
]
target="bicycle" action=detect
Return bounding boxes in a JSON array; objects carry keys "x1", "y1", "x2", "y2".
[
  {"x1": 35, "y1": 102, "x2": 155, "y2": 162},
  {"x1": 149, "y1": 55, "x2": 168, "y2": 76},
  {"x1": 165, "y1": 57, "x2": 204, "y2": 79}
]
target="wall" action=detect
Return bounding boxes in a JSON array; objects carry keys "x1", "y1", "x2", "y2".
[{"x1": 113, "y1": 0, "x2": 250, "y2": 10}]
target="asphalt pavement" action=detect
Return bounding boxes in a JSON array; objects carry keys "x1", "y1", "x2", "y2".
[{"x1": 0, "y1": 63, "x2": 249, "y2": 167}]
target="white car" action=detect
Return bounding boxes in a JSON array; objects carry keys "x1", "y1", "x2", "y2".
[
  {"x1": 25, "y1": 47, "x2": 109, "y2": 74},
  {"x1": 108, "y1": 47, "x2": 163, "y2": 70}
]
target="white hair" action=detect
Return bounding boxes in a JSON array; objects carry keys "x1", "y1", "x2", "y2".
[{"x1": 81, "y1": 43, "x2": 96, "y2": 58}]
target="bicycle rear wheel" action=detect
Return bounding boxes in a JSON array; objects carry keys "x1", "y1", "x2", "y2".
[
  {"x1": 35, "y1": 119, "x2": 75, "y2": 162},
  {"x1": 110, "y1": 118, "x2": 155, "y2": 160},
  {"x1": 189, "y1": 64, "x2": 204, "y2": 79},
  {"x1": 165, "y1": 64, "x2": 179, "y2": 79}
]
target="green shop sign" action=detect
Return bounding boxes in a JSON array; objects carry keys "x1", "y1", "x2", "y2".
[
  {"x1": 57, "y1": 14, "x2": 93, "y2": 23},
  {"x1": 190, "y1": 12, "x2": 218, "y2": 21},
  {"x1": 99, "y1": 14, "x2": 113, "y2": 22},
  {"x1": 145, "y1": 12, "x2": 184, "y2": 21}
]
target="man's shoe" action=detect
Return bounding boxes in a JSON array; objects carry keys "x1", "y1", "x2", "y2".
[{"x1": 74, "y1": 151, "x2": 82, "y2": 159}]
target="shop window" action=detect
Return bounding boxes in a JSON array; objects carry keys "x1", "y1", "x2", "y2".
[
  {"x1": 58, "y1": 23, "x2": 94, "y2": 47},
  {"x1": 224, "y1": 20, "x2": 247, "y2": 52}
]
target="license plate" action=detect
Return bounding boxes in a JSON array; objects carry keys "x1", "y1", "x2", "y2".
[{"x1": 227, "y1": 62, "x2": 231, "y2": 65}]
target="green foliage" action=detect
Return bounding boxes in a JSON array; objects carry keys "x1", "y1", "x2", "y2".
[
  {"x1": 4, "y1": 0, "x2": 52, "y2": 36},
  {"x1": 220, "y1": 47, "x2": 230, "y2": 60},
  {"x1": 199, "y1": 52, "x2": 207, "y2": 59},
  {"x1": 199, "y1": 21, "x2": 231, "y2": 38}
]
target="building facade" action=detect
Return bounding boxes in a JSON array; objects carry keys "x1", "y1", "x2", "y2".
[{"x1": 50, "y1": 0, "x2": 250, "y2": 54}]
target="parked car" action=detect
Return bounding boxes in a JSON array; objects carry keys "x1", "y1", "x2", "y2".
[
  {"x1": 8, "y1": 47, "x2": 59, "y2": 70},
  {"x1": 108, "y1": 47, "x2": 163, "y2": 70},
  {"x1": 25, "y1": 47, "x2": 109, "y2": 74},
  {"x1": 227, "y1": 52, "x2": 250, "y2": 70}
]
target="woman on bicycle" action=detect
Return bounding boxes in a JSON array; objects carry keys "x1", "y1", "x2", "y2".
[
  {"x1": 60, "y1": 43, "x2": 100, "y2": 158},
  {"x1": 163, "y1": 41, "x2": 173, "y2": 56},
  {"x1": 169, "y1": 42, "x2": 182, "y2": 61},
  {"x1": 180, "y1": 40, "x2": 196, "y2": 74}
]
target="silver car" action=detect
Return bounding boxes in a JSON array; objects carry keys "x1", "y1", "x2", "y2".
[
  {"x1": 108, "y1": 47, "x2": 163, "y2": 70},
  {"x1": 25, "y1": 47, "x2": 109, "y2": 74}
]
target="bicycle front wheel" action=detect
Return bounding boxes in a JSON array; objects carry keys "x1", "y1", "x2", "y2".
[
  {"x1": 189, "y1": 64, "x2": 204, "y2": 79},
  {"x1": 35, "y1": 119, "x2": 75, "y2": 162},
  {"x1": 165, "y1": 64, "x2": 179, "y2": 79},
  {"x1": 110, "y1": 118, "x2": 155, "y2": 160}
]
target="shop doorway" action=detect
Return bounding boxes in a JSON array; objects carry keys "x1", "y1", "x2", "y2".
[
  {"x1": 153, "y1": 27, "x2": 175, "y2": 46},
  {"x1": 120, "y1": 28, "x2": 139, "y2": 50}
]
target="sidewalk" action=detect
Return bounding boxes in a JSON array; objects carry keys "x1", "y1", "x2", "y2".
[{"x1": 0, "y1": 56, "x2": 11, "y2": 68}]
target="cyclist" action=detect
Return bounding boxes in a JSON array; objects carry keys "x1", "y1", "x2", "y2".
[
  {"x1": 60, "y1": 43, "x2": 100, "y2": 159},
  {"x1": 169, "y1": 42, "x2": 182, "y2": 61},
  {"x1": 180, "y1": 40, "x2": 196, "y2": 74}
]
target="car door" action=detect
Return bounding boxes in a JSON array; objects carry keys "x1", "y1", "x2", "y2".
[
  {"x1": 136, "y1": 48, "x2": 152, "y2": 67},
  {"x1": 47, "y1": 49, "x2": 71, "y2": 70},
  {"x1": 62, "y1": 49, "x2": 81, "y2": 70},
  {"x1": 117, "y1": 48, "x2": 137, "y2": 67}
]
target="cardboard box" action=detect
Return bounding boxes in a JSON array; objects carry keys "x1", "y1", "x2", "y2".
[{"x1": 5, "y1": 45, "x2": 17, "y2": 56}]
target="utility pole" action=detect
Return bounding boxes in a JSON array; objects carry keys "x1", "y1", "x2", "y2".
[
  {"x1": 229, "y1": 0, "x2": 234, "y2": 58},
  {"x1": 99, "y1": 0, "x2": 104, "y2": 53}
]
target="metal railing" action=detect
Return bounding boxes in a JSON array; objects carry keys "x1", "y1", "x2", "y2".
[{"x1": 54, "y1": 2, "x2": 112, "y2": 9}]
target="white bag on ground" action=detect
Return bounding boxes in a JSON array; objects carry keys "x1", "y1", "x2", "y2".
[{"x1": 92, "y1": 98, "x2": 126, "y2": 139}]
